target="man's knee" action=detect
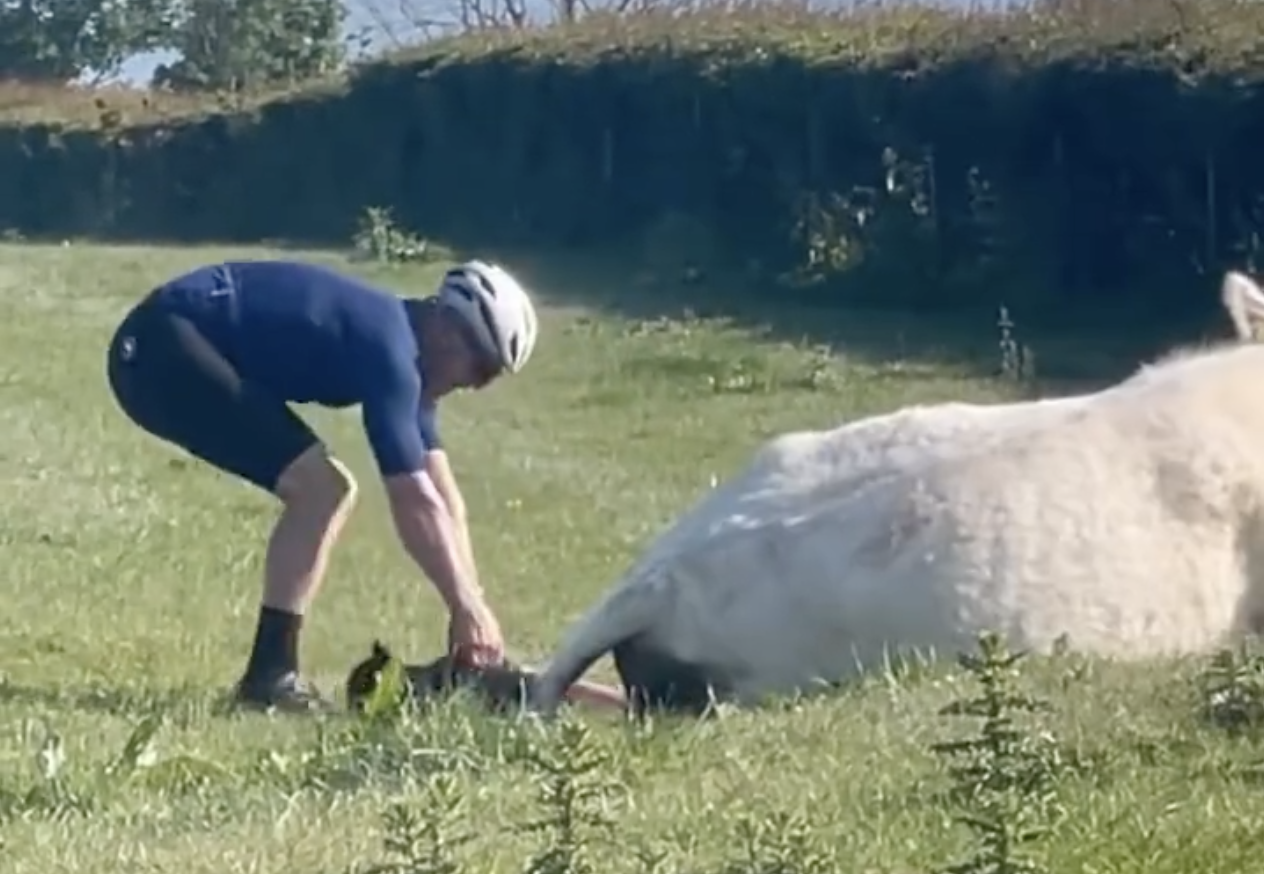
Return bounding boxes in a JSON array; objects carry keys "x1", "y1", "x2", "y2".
[{"x1": 274, "y1": 446, "x2": 359, "y2": 512}]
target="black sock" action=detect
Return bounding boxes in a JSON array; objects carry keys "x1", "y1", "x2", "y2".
[{"x1": 244, "y1": 606, "x2": 302, "y2": 683}]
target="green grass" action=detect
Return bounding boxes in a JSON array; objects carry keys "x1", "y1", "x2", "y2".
[{"x1": 2, "y1": 242, "x2": 1264, "y2": 873}]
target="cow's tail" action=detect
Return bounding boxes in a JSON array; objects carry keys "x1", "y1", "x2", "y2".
[{"x1": 529, "y1": 570, "x2": 665, "y2": 714}]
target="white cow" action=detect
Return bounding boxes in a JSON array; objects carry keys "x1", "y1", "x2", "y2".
[{"x1": 529, "y1": 271, "x2": 1264, "y2": 716}]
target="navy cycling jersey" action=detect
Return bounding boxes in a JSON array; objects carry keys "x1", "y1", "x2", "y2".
[{"x1": 152, "y1": 259, "x2": 441, "y2": 476}]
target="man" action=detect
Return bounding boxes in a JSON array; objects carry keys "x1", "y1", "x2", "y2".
[{"x1": 105, "y1": 257, "x2": 537, "y2": 712}]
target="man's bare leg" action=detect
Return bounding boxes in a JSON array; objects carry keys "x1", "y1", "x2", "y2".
[{"x1": 237, "y1": 446, "x2": 358, "y2": 711}]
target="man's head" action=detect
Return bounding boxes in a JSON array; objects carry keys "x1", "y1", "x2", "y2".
[{"x1": 414, "y1": 260, "x2": 539, "y2": 399}]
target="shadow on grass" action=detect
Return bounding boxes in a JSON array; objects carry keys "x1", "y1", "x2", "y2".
[
  {"x1": 491, "y1": 246, "x2": 1230, "y2": 395},
  {"x1": 9, "y1": 232, "x2": 1228, "y2": 394}
]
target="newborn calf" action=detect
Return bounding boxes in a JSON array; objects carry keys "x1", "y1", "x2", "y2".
[{"x1": 344, "y1": 640, "x2": 535, "y2": 714}]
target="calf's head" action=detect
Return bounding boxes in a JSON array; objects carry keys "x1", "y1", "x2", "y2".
[{"x1": 344, "y1": 640, "x2": 535, "y2": 714}]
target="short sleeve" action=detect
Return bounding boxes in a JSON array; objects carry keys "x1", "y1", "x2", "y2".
[
  {"x1": 361, "y1": 357, "x2": 429, "y2": 477},
  {"x1": 417, "y1": 402, "x2": 443, "y2": 451}
]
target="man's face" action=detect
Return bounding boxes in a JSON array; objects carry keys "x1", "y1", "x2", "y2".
[
  {"x1": 420, "y1": 311, "x2": 502, "y2": 400},
  {"x1": 450, "y1": 317, "x2": 502, "y2": 390}
]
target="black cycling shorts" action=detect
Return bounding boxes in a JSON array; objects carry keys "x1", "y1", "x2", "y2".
[{"x1": 105, "y1": 292, "x2": 320, "y2": 494}]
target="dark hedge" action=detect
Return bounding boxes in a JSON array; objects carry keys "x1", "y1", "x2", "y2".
[{"x1": 5, "y1": 0, "x2": 1264, "y2": 311}]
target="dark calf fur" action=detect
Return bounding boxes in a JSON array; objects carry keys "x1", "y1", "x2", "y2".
[
  {"x1": 612, "y1": 634, "x2": 731, "y2": 717},
  {"x1": 345, "y1": 638, "x2": 730, "y2": 718},
  {"x1": 344, "y1": 640, "x2": 536, "y2": 714}
]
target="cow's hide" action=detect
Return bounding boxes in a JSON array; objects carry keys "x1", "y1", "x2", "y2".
[{"x1": 526, "y1": 271, "x2": 1264, "y2": 716}]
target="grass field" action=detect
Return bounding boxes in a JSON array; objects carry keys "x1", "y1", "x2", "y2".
[{"x1": 3, "y1": 242, "x2": 1264, "y2": 873}]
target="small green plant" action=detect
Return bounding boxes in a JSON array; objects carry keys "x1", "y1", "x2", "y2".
[
  {"x1": 516, "y1": 715, "x2": 625, "y2": 874},
  {"x1": 705, "y1": 355, "x2": 777, "y2": 395},
  {"x1": 930, "y1": 631, "x2": 1063, "y2": 874},
  {"x1": 355, "y1": 772, "x2": 475, "y2": 874},
  {"x1": 995, "y1": 306, "x2": 1036, "y2": 384},
  {"x1": 352, "y1": 206, "x2": 440, "y2": 264},
  {"x1": 798, "y1": 344, "x2": 841, "y2": 392},
  {"x1": 0, "y1": 712, "x2": 220, "y2": 823},
  {"x1": 630, "y1": 843, "x2": 672, "y2": 874},
  {"x1": 0, "y1": 721, "x2": 87, "y2": 822},
  {"x1": 359, "y1": 653, "x2": 415, "y2": 725},
  {"x1": 261, "y1": 656, "x2": 489, "y2": 797},
  {"x1": 717, "y1": 808, "x2": 838, "y2": 874},
  {"x1": 789, "y1": 189, "x2": 858, "y2": 281},
  {"x1": 1199, "y1": 642, "x2": 1264, "y2": 734}
]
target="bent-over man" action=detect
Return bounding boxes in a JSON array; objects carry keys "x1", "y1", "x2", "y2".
[{"x1": 105, "y1": 258, "x2": 540, "y2": 712}]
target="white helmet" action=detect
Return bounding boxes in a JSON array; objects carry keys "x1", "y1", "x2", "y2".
[{"x1": 436, "y1": 259, "x2": 539, "y2": 374}]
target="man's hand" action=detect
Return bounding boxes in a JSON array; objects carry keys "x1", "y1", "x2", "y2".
[
  {"x1": 447, "y1": 600, "x2": 506, "y2": 667},
  {"x1": 423, "y1": 451, "x2": 505, "y2": 666}
]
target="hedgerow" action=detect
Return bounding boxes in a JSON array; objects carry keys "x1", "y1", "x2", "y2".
[{"x1": 5, "y1": 0, "x2": 1264, "y2": 313}]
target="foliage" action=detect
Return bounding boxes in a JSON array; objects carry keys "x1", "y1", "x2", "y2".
[
  {"x1": 151, "y1": 0, "x2": 348, "y2": 92},
  {"x1": 931, "y1": 632, "x2": 1065, "y2": 874},
  {"x1": 352, "y1": 207, "x2": 447, "y2": 265},
  {"x1": 0, "y1": 0, "x2": 177, "y2": 82},
  {"x1": 515, "y1": 717, "x2": 624, "y2": 874},
  {"x1": 718, "y1": 809, "x2": 840, "y2": 874},
  {"x1": 356, "y1": 772, "x2": 476, "y2": 874},
  {"x1": 1198, "y1": 641, "x2": 1264, "y2": 735},
  {"x1": 0, "y1": 0, "x2": 351, "y2": 93}
]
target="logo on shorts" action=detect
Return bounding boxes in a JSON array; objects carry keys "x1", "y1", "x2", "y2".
[{"x1": 118, "y1": 335, "x2": 137, "y2": 362}]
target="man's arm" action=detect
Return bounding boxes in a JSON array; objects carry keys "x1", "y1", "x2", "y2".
[
  {"x1": 382, "y1": 470, "x2": 485, "y2": 613},
  {"x1": 362, "y1": 369, "x2": 485, "y2": 615},
  {"x1": 424, "y1": 448, "x2": 478, "y2": 581}
]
